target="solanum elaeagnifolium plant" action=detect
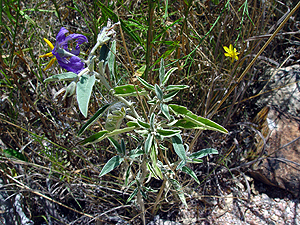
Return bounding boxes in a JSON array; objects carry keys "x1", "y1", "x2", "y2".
[{"x1": 41, "y1": 21, "x2": 228, "y2": 209}]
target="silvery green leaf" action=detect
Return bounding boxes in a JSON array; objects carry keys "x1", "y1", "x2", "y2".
[
  {"x1": 99, "y1": 155, "x2": 124, "y2": 177},
  {"x1": 78, "y1": 103, "x2": 113, "y2": 136},
  {"x1": 165, "y1": 85, "x2": 189, "y2": 92},
  {"x1": 76, "y1": 74, "x2": 95, "y2": 118},
  {"x1": 163, "y1": 90, "x2": 179, "y2": 101},
  {"x1": 159, "y1": 58, "x2": 165, "y2": 86},
  {"x1": 137, "y1": 76, "x2": 154, "y2": 91},
  {"x1": 44, "y1": 72, "x2": 78, "y2": 82},
  {"x1": 113, "y1": 84, "x2": 147, "y2": 97},
  {"x1": 168, "y1": 178, "x2": 187, "y2": 208},
  {"x1": 144, "y1": 133, "x2": 154, "y2": 153},
  {"x1": 181, "y1": 166, "x2": 200, "y2": 184},
  {"x1": 127, "y1": 188, "x2": 138, "y2": 203},
  {"x1": 161, "y1": 103, "x2": 170, "y2": 120},
  {"x1": 107, "y1": 40, "x2": 116, "y2": 82},
  {"x1": 121, "y1": 139, "x2": 126, "y2": 155},
  {"x1": 108, "y1": 137, "x2": 122, "y2": 155},
  {"x1": 189, "y1": 148, "x2": 218, "y2": 159},
  {"x1": 137, "y1": 120, "x2": 150, "y2": 129},
  {"x1": 149, "y1": 113, "x2": 155, "y2": 131},
  {"x1": 171, "y1": 134, "x2": 186, "y2": 161},
  {"x1": 162, "y1": 67, "x2": 178, "y2": 86},
  {"x1": 155, "y1": 84, "x2": 163, "y2": 101},
  {"x1": 169, "y1": 104, "x2": 228, "y2": 134},
  {"x1": 157, "y1": 128, "x2": 181, "y2": 138},
  {"x1": 78, "y1": 130, "x2": 109, "y2": 146}
]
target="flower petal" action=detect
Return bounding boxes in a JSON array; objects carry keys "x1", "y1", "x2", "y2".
[
  {"x1": 56, "y1": 27, "x2": 69, "y2": 43},
  {"x1": 223, "y1": 46, "x2": 229, "y2": 53},
  {"x1": 43, "y1": 38, "x2": 54, "y2": 50},
  {"x1": 43, "y1": 57, "x2": 56, "y2": 71},
  {"x1": 39, "y1": 52, "x2": 53, "y2": 58}
]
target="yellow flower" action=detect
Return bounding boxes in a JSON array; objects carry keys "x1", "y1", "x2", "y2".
[
  {"x1": 39, "y1": 38, "x2": 56, "y2": 71},
  {"x1": 223, "y1": 44, "x2": 239, "y2": 62}
]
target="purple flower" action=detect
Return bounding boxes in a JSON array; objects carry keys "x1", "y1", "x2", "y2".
[{"x1": 52, "y1": 27, "x2": 88, "y2": 74}]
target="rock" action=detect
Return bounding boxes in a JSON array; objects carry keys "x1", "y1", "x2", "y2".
[{"x1": 251, "y1": 65, "x2": 300, "y2": 196}]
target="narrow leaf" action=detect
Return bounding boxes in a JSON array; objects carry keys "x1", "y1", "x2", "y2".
[
  {"x1": 44, "y1": 72, "x2": 77, "y2": 82},
  {"x1": 108, "y1": 137, "x2": 122, "y2": 154},
  {"x1": 144, "y1": 133, "x2": 154, "y2": 153},
  {"x1": 181, "y1": 166, "x2": 200, "y2": 184},
  {"x1": 2, "y1": 149, "x2": 28, "y2": 162},
  {"x1": 169, "y1": 104, "x2": 228, "y2": 134},
  {"x1": 76, "y1": 74, "x2": 96, "y2": 118},
  {"x1": 171, "y1": 134, "x2": 186, "y2": 161},
  {"x1": 165, "y1": 85, "x2": 189, "y2": 92},
  {"x1": 137, "y1": 76, "x2": 155, "y2": 90},
  {"x1": 159, "y1": 58, "x2": 165, "y2": 86},
  {"x1": 157, "y1": 129, "x2": 181, "y2": 138},
  {"x1": 99, "y1": 156, "x2": 124, "y2": 177},
  {"x1": 169, "y1": 178, "x2": 187, "y2": 208},
  {"x1": 137, "y1": 120, "x2": 150, "y2": 129},
  {"x1": 113, "y1": 84, "x2": 147, "y2": 97},
  {"x1": 120, "y1": 139, "x2": 126, "y2": 155},
  {"x1": 155, "y1": 84, "x2": 163, "y2": 101},
  {"x1": 126, "y1": 188, "x2": 138, "y2": 203},
  {"x1": 189, "y1": 148, "x2": 218, "y2": 159},
  {"x1": 162, "y1": 67, "x2": 178, "y2": 85},
  {"x1": 161, "y1": 104, "x2": 170, "y2": 120},
  {"x1": 78, "y1": 103, "x2": 112, "y2": 136},
  {"x1": 78, "y1": 130, "x2": 109, "y2": 145}
]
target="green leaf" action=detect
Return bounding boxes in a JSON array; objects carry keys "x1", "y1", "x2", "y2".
[
  {"x1": 168, "y1": 178, "x2": 187, "y2": 208},
  {"x1": 150, "y1": 113, "x2": 155, "y2": 131},
  {"x1": 135, "y1": 65, "x2": 146, "y2": 76},
  {"x1": 78, "y1": 103, "x2": 113, "y2": 136},
  {"x1": 2, "y1": 149, "x2": 28, "y2": 162},
  {"x1": 99, "y1": 156, "x2": 124, "y2": 177},
  {"x1": 127, "y1": 187, "x2": 138, "y2": 203},
  {"x1": 137, "y1": 76, "x2": 154, "y2": 91},
  {"x1": 107, "y1": 40, "x2": 116, "y2": 81},
  {"x1": 181, "y1": 166, "x2": 200, "y2": 184},
  {"x1": 165, "y1": 85, "x2": 189, "y2": 92},
  {"x1": 163, "y1": 91, "x2": 179, "y2": 102},
  {"x1": 108, "y1": 137, "x2": 122, "y2": 155},
  {"x1": 78, "y1": 130, "x2": 109, "y2": 145},
  {"x1": 126, "y1": 121, "x2": 139, "y2": 127},
  {"x1": 162, "y1": 67, "x2": 178, "y2": 86},
  {"x1": 76, "y1": 74, "x2": 96, "y2": 118},
  {"x1": 161, "y1": 104, "x2": 170, "y2": 120},
  {"x1": 113, "y1": 84, "x2": 147, "y2": 97},
  {"x1": 155, "y1": 84, "x2": 163, "y2": 101},
  {"x1": 171, "y1": 134, "x2": 186, "y2": 161},
  {"x1": 79, "y1": 127, "x2": 136, "y2": 146},
  {"x1": 157, "y1": 129, "x2": 181, "y2": 138},
  {"x1": 144, "y1": 133, "x2": 154, "y2": 153},
  {"x1": 169, "y1": 104, "x2": 228, "y2": 134},
  {"x1": 44, "y1": 72, "x2": 77, "y2": 82},
  {"x1": 137, "y1": 120, "x2": 150, "y2": 129},
  {"x1": 176, "y1": 159, "x2": 186, "y2": 170},
  {"x1": 147, "y1": 162, "x2": 160, "y2": 180},
  {"x1": 99, "y1": 43, "x2": 110, "y2": 62},
  {"x1": 189, "y1": 148, "x2": 218, "y2": 159},
  {"x1": 121, "y1": 139, "x2": 126, "y2": 155},
  {"x1": 188, "y1": 158, "x2": 203, "y2": 163},
  {"x1": 159, "y1": 58, "x2": 165, "y2": 86},
  {"x1": 107, "y1": 126, "x2": 136, "y2": 137},
  {"x1": 105, "y1": 108, "x2": 126, "y2": 131}
]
